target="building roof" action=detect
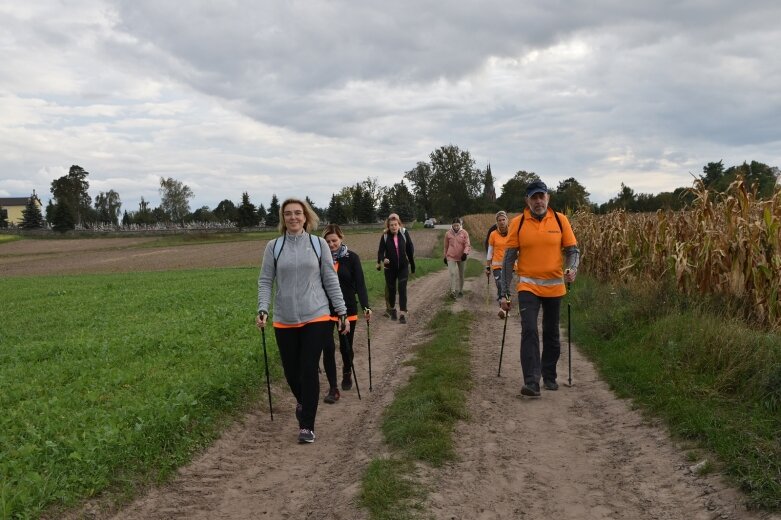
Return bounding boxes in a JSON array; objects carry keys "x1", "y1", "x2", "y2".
[{"x1": 0, "y1": 196, "x2": 41, "y2": 206}]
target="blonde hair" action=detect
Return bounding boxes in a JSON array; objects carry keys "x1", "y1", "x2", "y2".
[
  {"x1": 322, "y1": 223, "x2": 344, "y2": 239},
  {"x1": 279, "y1": 198, "x2": 320, "y2": 234},
  {"x1": 384, "y1": 213, "x2": 403, "y2": 232}
]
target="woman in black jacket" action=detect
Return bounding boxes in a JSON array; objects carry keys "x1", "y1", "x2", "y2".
[
  {"x1": 321, "y1": 224, "x2": 372, "y2": 403},
  {"x1": 376, "y1": 213, "x2": 415, "y2": 324}
]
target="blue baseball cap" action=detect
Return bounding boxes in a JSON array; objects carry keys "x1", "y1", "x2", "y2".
[{"x1": 526, "y1": 180, "x2": 548, "y2": 197}]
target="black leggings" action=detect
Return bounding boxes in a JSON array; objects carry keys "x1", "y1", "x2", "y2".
[
  {"x1": 323, "y1": 320, "x2": 356, "y2": 388},
  {"x1": 274, "y1": 321, "x2": 332, "y2": 430},
  {"x1": 385, "y1": 266, "x2": 409, "y2": 311}
]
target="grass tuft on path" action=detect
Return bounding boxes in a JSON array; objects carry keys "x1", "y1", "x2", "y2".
[{"x1": 360, "y1": 309, "x2": 473, "y2": 518}]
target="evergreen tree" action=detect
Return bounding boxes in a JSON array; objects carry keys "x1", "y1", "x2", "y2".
[
  {"x1": 0, "y1": 205, "x2": 8, "y2": 228},
  {"x1": 378, "y1": 194, "x2": 392, "y2": 221},
  {"x1": 237, "y1": 192, "x2": 259, "y2": 227},
  {"x1": 266, "y1": 194, "x2": 280, "y2": 227},
  {"x1": 256, "y1": 203, "x2": 267, "y2": 225},
  {"x1": 326, "y1": 194, "x2": 348, "y2": 224},
  {"x1": 351, "y1": 184, "x2": 376, "y2": 223},
  {"x1": 21, "y1": 193, "x2": 45, "y2": 229},
  {"x1": 387, "y1": 182, "x2": 416, "y2": 223},
  {"x1": 50, "y1": 202, "x2": 75, "y2": 232},
  {"x1": 306, "y1": 196, "x2": 325, "y2": 220}
]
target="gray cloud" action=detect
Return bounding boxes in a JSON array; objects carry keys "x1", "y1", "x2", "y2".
[{"x1": 1, "y1": 0, "x2": 780, "y2": 211}]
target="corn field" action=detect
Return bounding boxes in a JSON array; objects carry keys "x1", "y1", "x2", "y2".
[{"x1": 573, "y1": 178, "x2": 781, "y2": 328}]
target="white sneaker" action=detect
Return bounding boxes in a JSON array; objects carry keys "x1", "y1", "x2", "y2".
[{"x1": 497, "y1": 309, "x2": 507, "y2": 319}]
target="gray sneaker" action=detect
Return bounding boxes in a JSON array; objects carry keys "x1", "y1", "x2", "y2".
[
  {"x1": 543, "y1": 379, "x2": 559, "y2": 391},
  {"x1": 520, "y1": 383, "x2": 541, "y2": 397},
  {"x1": 399, "y1": 314, "x2": 407, "y2": 324},
  {"x1": 390, "y1": 309, "x2": 398, "y2": 320},
  {"x1": 298, "y1": 428, "x2": 316, "y2": 443}
]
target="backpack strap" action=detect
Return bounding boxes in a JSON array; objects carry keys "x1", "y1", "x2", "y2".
[
  {"x1": 272, "y1": 237, "x2": 286, "y2": 268},
  {"x1": 309, "y1": 233, "x2": 322, "y2": 261}
]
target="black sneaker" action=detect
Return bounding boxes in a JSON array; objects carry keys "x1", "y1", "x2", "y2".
[
  {"x1": 323, "y1": 387, "x2": 340, "y2": 404},
  {"x1": 543, "y1": 379, "x2": 559, "y2": 391},
  {"x1": 341, "y1": 374, "x2": 353, "y2": 391},
  {"x1": 298, "y1": 428, "x2": 316, "y2": 443},
  {"x1": 457, "y1": 291, "x2": 464, "y2": 298},
  {"x1": 390, "y1": 309, "x2": 398, "y2": 320},
  {"x1": 399, "y1": 314, "x2": 407, "y2": 324},
  {"x1": 520, "y1": 383, "x2": 541, "y2": 397}
]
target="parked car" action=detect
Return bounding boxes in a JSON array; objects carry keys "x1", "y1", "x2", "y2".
[{"x1": 423, "y1": 218, "x2": 435, "y2": 228}]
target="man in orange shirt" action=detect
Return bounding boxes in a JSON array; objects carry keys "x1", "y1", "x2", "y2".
[{"x1": 500, "y1": 180, "x2": 580, "y2": 397}]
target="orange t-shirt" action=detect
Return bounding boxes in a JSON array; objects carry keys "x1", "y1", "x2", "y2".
[
  {"x1": 504, "y1": 208, "x2": 577, "y2": 297},
  {"x1": 487, "y1": 229, "x2": 509, "y2": 270}
]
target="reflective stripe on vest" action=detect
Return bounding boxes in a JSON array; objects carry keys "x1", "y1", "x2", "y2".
[{"x1": 518, "y1": 276, "x2": 564, "y2": 286}]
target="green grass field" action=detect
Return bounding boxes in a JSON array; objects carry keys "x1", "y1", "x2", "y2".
[{"x1": 0, "y1": 257, "x2": 445, "y2": 518}]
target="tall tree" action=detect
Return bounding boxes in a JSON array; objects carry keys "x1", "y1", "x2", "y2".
[
  {"x1": 236, "y1": 192, "x2": 259, "y2": 227},
  {"x1": 214, "y1": 199, "x2": 238, "y2": 223},
  {"x1": 351, "y1": 183, "x2": 376, "y2": 223},
  {"x1": 190, "y1": 206, "x2": 216, "y2": 223},
  {"x1": 0, "y1": 205, "x2": 8, "y2": 228},
  {"x1": 94, "y1": 189, "x2": 122, "y2": 225},
  {"x1": 21, "y1": 193, "x2": 45, "y2": 229},
  {"x1": 428, "y1": 145, "x2": 482, "y2": 219},
  {"x1": 701, "y1": 160, "x2": 725, "y2": 188},
  {"x1": 483, "y1": 163, "x2": 497, "y2": 202},
  {"x1": 496, "y1": 170, "x2": 540, "y2": 211},
  {"x1": 135, "y1": 197, "x2": 154, "y2": 225},
  {"x1": 159, "y1": 177, "x2": 194, "y2": 224},
  {"x1": 256, "y1": 203, "x2": 267, "y2": 225},
  {"x1": 50, "y1": 202, "x2": 75, "y2": 232},
  {"x1": 403, "y1": 161, "x2": 433, "y2": 218},
  {"x1": 306, "y1": 196, "x2": 325, "y2": 220},
  {"x1": 265, "y1": 194, "x2": 280, "y2": 227},
  {"x1": 553, "y1": 178, "x2": 590, "y2": 212},
  {"x1": 378, "y1": 193, "x2": 392, "y2": 220},
  {"x1": 326, "y1": 194, "x2": 348, "y2": 224},
  {"x1": 50, "y1": 165, "x2": 92, "y2": 226},
  {"x1": 386, "y1": 181, "x2": 416, "y2": 223}
]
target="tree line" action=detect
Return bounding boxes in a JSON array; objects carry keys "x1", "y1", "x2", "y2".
[{"x1": 7, "y1": 151, "x2": 779, "y2": 231}]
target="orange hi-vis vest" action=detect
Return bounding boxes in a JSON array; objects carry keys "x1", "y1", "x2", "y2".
[{"x1": 504, "y1": 208, "x2": 577, "y2": 297}]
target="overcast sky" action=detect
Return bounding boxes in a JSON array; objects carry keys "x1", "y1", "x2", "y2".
[{"x1": 1, "y1": 1, "x2": 780, "y2": 213}]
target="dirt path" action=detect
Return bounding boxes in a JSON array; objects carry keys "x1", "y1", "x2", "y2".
[{"x1": 105, "y1": 260, "x2": 776, "y2": 520}]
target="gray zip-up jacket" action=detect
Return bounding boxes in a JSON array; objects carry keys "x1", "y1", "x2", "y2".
[{"x1": 257, "y1": 232, "x2": 347, "y2": 324}]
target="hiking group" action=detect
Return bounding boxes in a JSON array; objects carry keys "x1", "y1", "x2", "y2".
[
  {"x1": 256, "y1": 180, "x2": 578, "y2": 443},
  {"x1": 256, "y1": 201, "x2": 418, "y2": 444}
]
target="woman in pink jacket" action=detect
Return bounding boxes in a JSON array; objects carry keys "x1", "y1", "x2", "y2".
[{"x1": 443, "y1": 217, "x2": 471, "y2": 298}]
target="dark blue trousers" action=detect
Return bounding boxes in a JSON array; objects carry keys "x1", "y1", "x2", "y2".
[{"x1": 518, "y1": 291, "x2": 562, "y2": 385}]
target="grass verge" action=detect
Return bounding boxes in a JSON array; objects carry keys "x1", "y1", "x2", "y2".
[
  {"x1": 0, "y1": 256, "x2": 445, "y2": 518},
  {"x1": 359, "y1": 309, "x2": 473, "y2": 518},
  {"x1": 568, "y1": 275, "x2": 781, "y2": 511}
]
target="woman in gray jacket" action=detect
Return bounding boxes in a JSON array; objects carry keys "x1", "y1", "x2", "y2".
[{"x1": 256, "y1": 198, "x2": 347, "y2": 444}]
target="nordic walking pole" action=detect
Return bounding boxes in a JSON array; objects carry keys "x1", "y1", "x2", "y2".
[
  {"x1": 565, "y1": 270, "x2": 573, "y2": 387},
  {"x1": 366, "y1": 316, "x2": 373, "y2": 392},
  {"x1": 485, "y1": 267, "x2": 490, "y2": 305},
  {"x1": 260, "y1": 326, "x2": 274, "y2": 421},
  {"x1": 497, "y1": 300, "x2": 509, "y2": 377},
  {"x1": 345, "y1": 328, "x2": 362, "y2": 400}
]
